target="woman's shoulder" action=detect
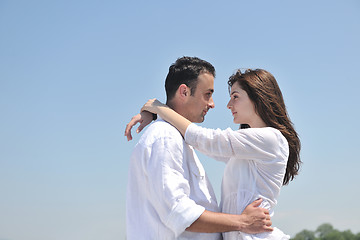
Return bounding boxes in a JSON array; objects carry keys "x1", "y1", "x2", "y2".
[
  {"x1": 239, "y1": 126, "x2": 283, "y2": 138},
  {"x1": 238, "y1": 127, "x2": 288, "y2": 150},
  {"x1": 259, "y1": 127, "x2": 289, "y2": 157},
  {"x1": 264, "y1": 127, "x2": 288, "y2": 144}
]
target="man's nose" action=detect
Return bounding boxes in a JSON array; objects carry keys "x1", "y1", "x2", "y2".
[{"x1": 208, "y1": 97, "x2": 215, "y2": 108}]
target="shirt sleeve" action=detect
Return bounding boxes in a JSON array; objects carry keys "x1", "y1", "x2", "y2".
[
  {"x1": 184, "y1": 123, "x2": 288, "y2": 163},
  {"x1": 145, "y1": 136, "x2": 205, "y2": 237}
]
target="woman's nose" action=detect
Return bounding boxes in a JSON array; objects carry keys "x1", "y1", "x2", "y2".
[{"x1": 227, "y1": 100, "x2": 232, "y2": 109}]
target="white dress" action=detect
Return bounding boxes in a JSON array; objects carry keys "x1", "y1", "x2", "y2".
[{"x1": 185, "y1": 124, "x2": 291, "y2": 240}]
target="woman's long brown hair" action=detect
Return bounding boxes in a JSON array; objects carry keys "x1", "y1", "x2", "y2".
[{"x1": 228, "y1": 69, "x2": 301, "y2": 185}]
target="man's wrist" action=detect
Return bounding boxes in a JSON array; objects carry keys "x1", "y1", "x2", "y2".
[{"x1": 236, "y1": 214, "x2": 248, "y2": 232}]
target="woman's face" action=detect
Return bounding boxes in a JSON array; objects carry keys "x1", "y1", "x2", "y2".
[{"x1": 227, "y1": 82, "x2": 258, "y2": 125}]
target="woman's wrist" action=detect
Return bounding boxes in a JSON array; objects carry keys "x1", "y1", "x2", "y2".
[{"x1": 152, "y1": 113, "x2": 157, "y2": 120}]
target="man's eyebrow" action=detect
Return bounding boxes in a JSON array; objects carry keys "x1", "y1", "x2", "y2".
[
  {"x1": 208, "y1": 89, "x2": 214, "y2": 93},
  {"x1": 230, "y1": 90, "x2": 239, "y2": 95}
]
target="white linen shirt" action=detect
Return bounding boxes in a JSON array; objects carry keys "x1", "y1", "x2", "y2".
[
  {"x1": 185, "y1": 124, "x2": 290, "y2": 240},
  {"x1": 126, "y1": 119, "x2": 221, "y2": 240}
]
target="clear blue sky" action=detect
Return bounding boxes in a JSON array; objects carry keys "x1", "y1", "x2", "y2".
[{"x1": 1, "y1": 1, "x2": 359, "y2": 239}]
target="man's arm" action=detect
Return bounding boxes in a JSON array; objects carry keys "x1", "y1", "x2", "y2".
[{"x1": 186, "y1": 199, "x2": 273, "y2": 234}]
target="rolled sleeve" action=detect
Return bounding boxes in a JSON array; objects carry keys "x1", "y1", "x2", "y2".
[
  {"x1": 184, "y1": 123, "x2": 198, "y2": 147},
  {"x1": 166, "y1": 197, "x2": 205, "y2": 237}
]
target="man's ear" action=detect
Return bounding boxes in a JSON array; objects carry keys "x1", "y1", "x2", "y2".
[{"x1": 178, "y1": 84, "x2": 189, "y2": 99}]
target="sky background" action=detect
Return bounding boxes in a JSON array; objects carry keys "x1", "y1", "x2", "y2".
[{"x1": 1, "y1": 1, "x2": 359, "y2": 239}]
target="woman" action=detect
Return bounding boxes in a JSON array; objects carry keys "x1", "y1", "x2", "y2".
[{"x1": 127, "y1": 69, "x2": 301, "y2": 239}]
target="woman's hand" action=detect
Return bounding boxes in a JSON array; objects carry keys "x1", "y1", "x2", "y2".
[
  {"x1": 141, "y1": 98, "x2": 166, "y2": 114},
  {"x1": 124, "y1": 111, "x2": 154, "y2": 141},
  {"x1": 125, "y1": 99, "x2": 169, "y2": 141}
]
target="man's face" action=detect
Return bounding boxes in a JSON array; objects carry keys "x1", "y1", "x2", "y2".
[{"x1": 184, "y1": 72, "x2": 215, "y2": 123}]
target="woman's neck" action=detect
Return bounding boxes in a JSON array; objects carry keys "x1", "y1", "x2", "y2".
[{"x1": 247, "y1": 117, "x2": 268, "y2": 128}]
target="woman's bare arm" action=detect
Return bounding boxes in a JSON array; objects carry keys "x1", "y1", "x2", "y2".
[{"x1": 141, "y1": 98, "x2": 190, "y2": 137}]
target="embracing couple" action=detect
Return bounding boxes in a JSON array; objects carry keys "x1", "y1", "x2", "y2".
[{"x1": 124, "y1": 56, "x2": 301, "y2": 240}]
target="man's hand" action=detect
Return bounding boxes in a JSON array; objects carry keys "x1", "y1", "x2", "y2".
[
  {"x1": 124, "y1": 111, "x2": 153, "y2": 141},
  {"x1": 185, "y1": 199, "x2": 272, "y2": 234},
  {"x1": 239, "y1": 199, "x2": 273, "y2": 234}
]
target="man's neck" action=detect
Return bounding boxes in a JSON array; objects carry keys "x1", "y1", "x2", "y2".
[
  {"x1": 165, "y1": 100, "x2": 175, "y2": 110},
  {"x1": 166, "y1": 100, "x2": 192, "y2": 123}
]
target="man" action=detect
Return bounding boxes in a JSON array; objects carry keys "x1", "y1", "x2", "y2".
[{"x1": 125, "y1": 57, "x2": 272, "y2": 239}]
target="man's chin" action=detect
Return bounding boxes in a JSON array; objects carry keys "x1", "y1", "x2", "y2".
[
  {"x1": 190, "y1": 114, "x2": 206, "y2": 123},
  {"x1": 197, "y1": 116, "x2": 205, "y2": 123}
]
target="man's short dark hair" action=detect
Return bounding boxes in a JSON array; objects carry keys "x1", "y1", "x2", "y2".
[{"x1": 165, "y1": 56, "x2": 215, "y2": 102}]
